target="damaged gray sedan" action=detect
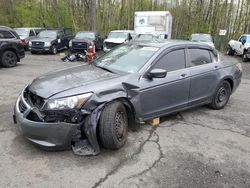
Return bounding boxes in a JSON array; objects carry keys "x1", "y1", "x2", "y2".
[{"x1": 13, "y1": 41, "x2": 242, "y2": 155}]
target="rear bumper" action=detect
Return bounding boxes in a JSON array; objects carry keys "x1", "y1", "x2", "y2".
[{"x1": 14, "y1": 95, "x2": 80, "y2": 150}]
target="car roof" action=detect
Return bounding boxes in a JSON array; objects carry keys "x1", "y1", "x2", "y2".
[
  {"x1": 242, "y1": 34, "x2": 250, "y2": 37},
  {"x1": 110, "y1": 30, "x2": 134, "y2": 33},
  {"x1": 14, "y1": 27, "x2": 42, "y2": 30},
  {"x1": 0, "y1": 26, "x2": 12, "y2": 30},
  {"x1": 128, "y1": 40, "x2": 215, "y2": 50},
  {"x1": 191, "y1": 33, "x2": 212, "y2": 36},
  {"x1": 77, "y1": 31, "x2": 95, "y2": 33}
]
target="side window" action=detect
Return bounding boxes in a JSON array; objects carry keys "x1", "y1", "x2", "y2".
[
  {"x1": 29, "y1": 30, "x2": 35, "y2": 36},
  {"x1": 240, "y1": 36, "x2": 246, "y2": 44},
  {"x1": 210, "y1": 51, "x2": 218, "y2": 62},
  {"x1": 188, "y1": 48, "x2": 212, "y2": 66},
  {"x1": 154, "y1": 49, "x2": 186, "y2": 72},
  {"x1": 0, "y1": 30, "x2": 15, "y2": 39}
]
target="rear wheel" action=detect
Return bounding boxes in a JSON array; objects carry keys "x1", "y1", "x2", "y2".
[
  {"x1": 99, "y1": 101, "x2": 128, "y2": 150},
  {"x1": 209, "y1": 81, "x2": 231, "y2": 110},
  {"x1": 1, "y1": 50, "x2": 17, "y2": 67}
]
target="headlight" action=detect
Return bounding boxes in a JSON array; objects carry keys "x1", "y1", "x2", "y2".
[
  {"x1": 69, "y1": 40, "x2": 72, "y2": 47},
  {"x1": 44, "y1": 42, "x2": 51, "y2": 47},
  {"x1": 46, "y1": 93, "x2": 93, "y2": 110},
  {"x1": 29, "y1": 41, "x2": 32, "y2": 46}
]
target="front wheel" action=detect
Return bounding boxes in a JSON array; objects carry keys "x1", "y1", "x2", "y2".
[
  {"x1": 227, "y1": 46, "x2": 234, "y2": 56},
  {"x1": 99, "y1": 101, "x2": 128, "y2": 150},
  {"x1": 1, "y1": 50, "x2": 17, "y2": 67},
  {"x1": 209, "y1": 81, "x2": 231, "y2": 110},
  {"x1": 51, "y1": 45, "x2": 57, "y2": 55},
  {"x1": 242, "y1": 52, "x2": 249, "y2": 62}
]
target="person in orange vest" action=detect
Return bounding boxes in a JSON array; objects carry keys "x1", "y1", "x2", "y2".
[{"x1": 85, "y1": 42, "x2": 96, "y2": 62}]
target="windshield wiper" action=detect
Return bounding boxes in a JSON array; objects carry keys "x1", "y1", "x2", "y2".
[{"x1": 94, "y1": 64, "x2": 115, "y2": 73}]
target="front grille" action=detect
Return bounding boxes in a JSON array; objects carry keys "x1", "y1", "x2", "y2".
[
  {"x1": 19, "y1": 99, "x2": 27, "y2": 113},
  {"x1": 32, "y1": 41, "x2": 44, "y2": 48},
  {"x1": 72, "y1": 42, "x2": 88, "y2": 50},
  {"x1": 105, "y1": 42, "x2": 120, "y2": 49},
  {"x1": 28, "y1": 91, "x2": 45, "y2": 109}
]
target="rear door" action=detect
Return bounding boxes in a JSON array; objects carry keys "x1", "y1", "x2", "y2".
[
  {"x1": 139, "y1": 47, "x2": 190, "y2": 119},
  {"x1": 187, "y1": 47, "x2": 219, "y2": 106}
]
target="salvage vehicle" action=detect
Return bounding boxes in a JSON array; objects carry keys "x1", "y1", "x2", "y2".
[
  {"x1": 14, "y1": 27, "x2": 44, "y2": 50},
  {"x1": 190, "y1": 33, "x2": 215, "y2": 48},
  {"x1": 69, "y1": 31, "x2": 103, "y2": 53},
  {"x1": 13, "y1": 41, "x2": 242, "y2": 156},
  {"x1": 29, "y1": 28, "x2": 73, "y2": 54},
  {"x1": 103, "y1": 30, "x2": 134, "y2": 52},
  {"x1": 0, "y1": 26, "x2": 25, "y2": 67},
  {"x1": 227, "y1": 34, "x2": 250, "y2": 62}
]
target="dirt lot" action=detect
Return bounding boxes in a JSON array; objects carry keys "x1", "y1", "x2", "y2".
[{"x1": 0, "y1": 52, "x2": 250, "y2": 188}]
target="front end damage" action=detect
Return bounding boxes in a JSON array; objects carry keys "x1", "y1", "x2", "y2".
[{"x1": 14, "y1": 87, "x2": 105, "y2": 156}]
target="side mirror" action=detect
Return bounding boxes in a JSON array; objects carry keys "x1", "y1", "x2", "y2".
[{"x1": 147, "y1": 68, "x2": 167, "y2": 79}]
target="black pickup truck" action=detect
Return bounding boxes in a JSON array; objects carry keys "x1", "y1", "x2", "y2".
[
  {"x1": 69, "y1": 31, "x2": 104, "y2": 53},
  {"x1": 0, "y1": 26, "x2": 25, "y2": 67},
  {"x1": 29, "y1": 28, "x2": 73, "y2": 54}
]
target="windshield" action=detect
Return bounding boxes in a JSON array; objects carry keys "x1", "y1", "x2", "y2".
[
  {"x1": 38, "y1": 31, "x2": 57, "y2": 39},
  {"x1": 108, "y1": 32, "x2": 128, "y2": 39},
  {"x1": 75, "y1": 32, "x2": 95, "y2": 40},
  {"x1": 15, "y1": 29, "x2": 29, "y2": 36},
  {"x1": 246, "y1": 36, "x2": 250, "y2": 42},
  {"x1": 191, "y1": 34, "x2": 212, "y2": 42},
  {"x1": 94, "y1": 44, "x2": 159, "y2": 73}
]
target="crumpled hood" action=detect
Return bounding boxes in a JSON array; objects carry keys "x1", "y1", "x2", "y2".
[
  {"x1": 104, "y1": 38, "x2": 126, "y2": 44},
  {"x1": 28, "y1": 64, "x2": 118, "y2": 99},
  {"x1": 30, "y1": 37, "x2": 55, "y2": 43}
]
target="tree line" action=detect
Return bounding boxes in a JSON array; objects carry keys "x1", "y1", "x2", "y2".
[{"x1": 0, "y1": 0, "x2": 250, "y2": 47}]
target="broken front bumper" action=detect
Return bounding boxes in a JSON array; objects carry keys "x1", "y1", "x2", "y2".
[
  {"x1": 14, "y1": 95, "x2": 80, "y2": 149},
  {"x1": 14, "y1": 90, "x2": 102, "y2": 155}
]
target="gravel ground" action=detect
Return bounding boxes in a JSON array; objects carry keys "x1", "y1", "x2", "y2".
[{"x1": 0, "y1": 52, "x2": 249, "y2": 188}]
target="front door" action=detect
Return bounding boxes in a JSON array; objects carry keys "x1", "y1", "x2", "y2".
[{"x1": 139, "y1": 48, "x2": 190, "y2": 120}]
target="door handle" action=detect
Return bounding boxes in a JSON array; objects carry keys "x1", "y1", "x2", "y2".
[
  {"x1": 179, "y1": 73, "x2": 187, "y2": 79},
  {"x1": 214, "y1": 65, "x2": 219, "y2": 70}
]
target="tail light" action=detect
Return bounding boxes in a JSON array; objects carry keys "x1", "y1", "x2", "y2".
[
  {"x1": 19, "y1": 39, "x2": 26, "y2": 48},
  {"x1": 235, "y1": 63, "x2": 242, "y2": 72}
]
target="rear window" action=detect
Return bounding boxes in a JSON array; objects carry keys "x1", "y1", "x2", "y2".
[
  {"x1": 0, "y1": 30, "x2": 15, "y2": 39},
  {"x1": 188, "y1": 48, "x2": 212, "y2": 66}
]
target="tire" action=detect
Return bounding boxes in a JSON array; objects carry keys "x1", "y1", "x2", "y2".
[
  {"x1": 227, "y1": 46, "x2": 234, "y2": 56},
  {"x1": 1, "y1": 50, "x2": 17, "y2": 67},
  {"x1": 209, "y1": 81, "x2": 232, "y2": 110},
  {"x1": 242, "y1": 52, "x2": 249, "y2": 62},
  {"x1": 51, "y1": 45, "x2": 57, "y2": 55},
  {"x1": 99, "y1": 101, "x2": 128, "y2": 150}
]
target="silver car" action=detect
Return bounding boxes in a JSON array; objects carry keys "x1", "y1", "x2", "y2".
[{"x1": 14, "y1": 28, "x2": 43, "y2": 50}]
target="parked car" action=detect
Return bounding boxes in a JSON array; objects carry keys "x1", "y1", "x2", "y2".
[
  {"x1": 227, "y1": 34, "x2": 250, "y2": 62},
  {"x1": 0, "y1": 26, "x2": 25, "y2": 67},
  {"x1": 190, "y1": 33, "x2": 215, "y2": 48},
  {"x1": 133, "y1": 33, "x2": 160, "y2": 41},
  {"x1": 14, "y1": 27, "x2": 44, "y2": 50},
  {"x1": 103, "y1": 30, "x2": 134, "y2": 52},
  {"x1": 13, "y1": 41, "x2": 242, "y2": 155},
  {"x1": 29, "y1": 28, "x2": 73, "y2": 54},
  {"x1": 69, "y1": 31, "x2": 103, "y2": 53}
]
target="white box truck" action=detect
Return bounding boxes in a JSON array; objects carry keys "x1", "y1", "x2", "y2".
[{"x1": 134, "y1": 11, "x2": 172, "y2": 39}]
